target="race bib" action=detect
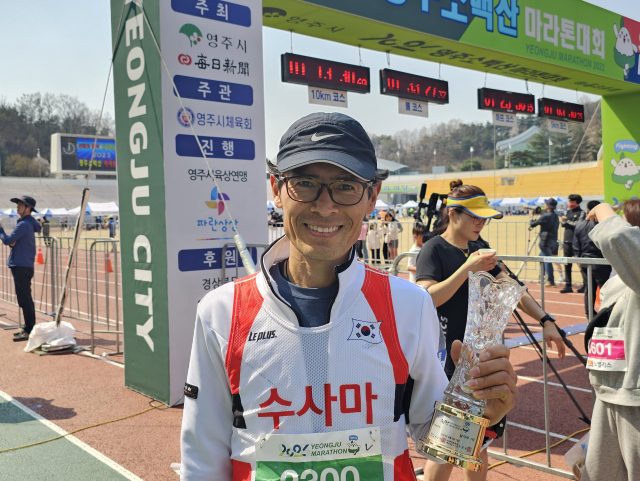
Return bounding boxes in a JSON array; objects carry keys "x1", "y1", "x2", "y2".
[
  {"x1": 587, "y1": 327, "x2": 626, "y2": 372},
  {"x1": 255, "y1": 427, "x2": 384, "y2": 480}
]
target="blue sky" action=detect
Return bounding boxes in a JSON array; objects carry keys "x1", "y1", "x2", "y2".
[{"x1": 0, "y1": 0, "x2": 638, "y2": 159}]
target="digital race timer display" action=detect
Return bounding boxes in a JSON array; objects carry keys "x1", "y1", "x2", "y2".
[
  {"x1": 281, "y1": 53, "x2": 370, "y2": 93},
  {"x1": 477, "y1": 88, "x2": 535, "y2": 114},
  {"x1": 538, "y1": 98, "x2": 585, "y2": 123},
  {"x1": 379, "y1": 69, "x2": 449, "y2": 104}
]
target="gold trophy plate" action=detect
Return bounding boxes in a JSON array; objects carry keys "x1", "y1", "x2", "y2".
[{"x1": 417, "y1": 401, "x2": 490, "y2": 471}]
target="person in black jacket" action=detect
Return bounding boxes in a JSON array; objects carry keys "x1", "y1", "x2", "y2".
[
  {"x1": 530, "y1": 198, "x2": 560, "y2": 286},
  {"x1": 560, "y1": 194, "x2": 586, "y2": 293},
  {"x1": 573, "y1": 200, "x2": 612, "y2": 317}
]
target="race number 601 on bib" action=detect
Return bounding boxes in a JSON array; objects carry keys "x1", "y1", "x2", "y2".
[
  {"x1": 587, "y1": 327, "x2": 626, "y2": 372},
  {"x1": 255, "y1": 427, "x2": 384, "y2": 480}
]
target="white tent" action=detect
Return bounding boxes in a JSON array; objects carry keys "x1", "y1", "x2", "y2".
[
  {"x1": 39, "y1": 207, "x2": 68, "y2": 217},
  {"x1": 494, "y1": 197, "x2": 527, "y2": 206},
  {"x1": 0, "y1": 208, "x2": 17, "y2": 218},
  {"x1": 401, "y1": 200, "x2": 419, "y2": 209},
  {"x1": 528, "y1": 196, "x2": 567, "y2": 205},
  {"x1": 49, "y1": 208, "x2": 69, "y2": 216},
  {"x1": 68, "y1": 202, "x2": 119, "y2": 216},
  {"x1": 87, "y1": 202, "x2": 119, "y2": 215},
  {"x1": 67, "y1": 206, "x2": 90, "y2": 216},
  {"x1": 375, "y1": 199, "x2": 391, "y2": 209},
  {"x1": 267, "y1": 200, "x2": 276, "y2": 210}
]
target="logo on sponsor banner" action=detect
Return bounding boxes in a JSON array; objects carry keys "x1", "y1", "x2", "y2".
[
  {"x1": 178, "y1": 54, "x2": 192, "y2": 65},
  {"x1": 205, "y1": 186, "x2": 230, "y2": 214},
  {"x1": 348, "y1": 319, "x2": 382, "y2": 344},
  {"x1": 177, "y1": 107, "x2": 195, "y2": 127},
  {"x1": 61, "y1": 141, "x2": 76, "y2": 156},
  {"x1": 179, "y1": 23, "x2": 203, "y2": 47},
  {"x1": 263, "y1": 7, "x2": 287, "y2": 18},
  {"x1": 347, "y1": 435, "x2": 360, "y2": 456}
]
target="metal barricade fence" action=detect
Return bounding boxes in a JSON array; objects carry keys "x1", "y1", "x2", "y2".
[
  {"x1": 372, "y1": 216, "x2": 583, "y2": 284},
  {"x1": 0, "y1": 236, "x2": 59, "y2": 318},
  {"x1": 0, "y1": 235, "x2": 123, "y2": 356},
  {"x1": 88, "y1": 239, "x2": 121, "y2": 356},
  {"x1": 390, "y1": 252, "x2": 607, "y2": 479}
]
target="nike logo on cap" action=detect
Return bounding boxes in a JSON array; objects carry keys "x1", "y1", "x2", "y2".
[{"x1": 311, "y1": 133, "x2": 341, "y2": 142}]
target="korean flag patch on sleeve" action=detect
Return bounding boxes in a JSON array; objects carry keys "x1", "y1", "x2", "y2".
[{"x1": 348, "y1": 319, "x2": 383, "y2": 344}]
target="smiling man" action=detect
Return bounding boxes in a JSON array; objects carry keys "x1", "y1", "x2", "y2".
[{"x1": 180, "y1": 113, "x2": 518, "y2": 481}]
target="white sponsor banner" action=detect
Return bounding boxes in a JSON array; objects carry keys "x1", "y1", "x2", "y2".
[
  {"x1": 492, "y1": 112, "x2": 516, "y2": 126},
  {"x1": 398, "y1": 98, "x2": 428, "y2": 117},
  {"x1": 548, "y1": 119, "x2": 569, "y2": 134},
  {"x1": 159, "y1": 0, "x2": 267, "y2": 403},
  {"x1": 308, "y1": 86, "x2": 348, "y2": 107}
]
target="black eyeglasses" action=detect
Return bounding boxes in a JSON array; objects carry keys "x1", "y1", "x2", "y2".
[
  {"x1": 279, "y1": 176, "x2": 372, "y2": 206},
  {"x1": 461, "y1": 211, "x2": 491, "y2": 226}
]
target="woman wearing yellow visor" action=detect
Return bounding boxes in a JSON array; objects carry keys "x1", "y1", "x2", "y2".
[{"x1": 417, "y1": 180, "x2": 566, "y2": 481}]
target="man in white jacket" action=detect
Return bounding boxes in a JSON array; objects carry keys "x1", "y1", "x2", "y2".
[{"x1": 180, "y1": 113, "x2": 518, "y2": 481}]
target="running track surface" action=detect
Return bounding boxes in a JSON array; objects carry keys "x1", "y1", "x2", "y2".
[{"x1": 0, "y1": 277, "x2": 593, "y2": 480}]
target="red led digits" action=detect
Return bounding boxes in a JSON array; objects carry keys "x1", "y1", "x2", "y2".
[
  {"x1": 538, "y1": 98, "x2": 585, "y2": 123},
  {"x1": 282, "y1": 53, "x2": 369, "y2": 93},
  {"x1": 380, "y1": 69, "x2": 449, "y2": 104},
  {"x1": 478, "y1": 88, "x2": 535, "y2": 114}
]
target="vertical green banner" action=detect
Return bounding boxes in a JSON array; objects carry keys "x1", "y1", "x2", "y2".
[
  {"x1": 111, "y1": 0, "x2": 267, "y2": 405},
  {"x1": 602, "y1": 92, "x2": 640, "y2": 205},
  {"x1": 111, "y1": 0, "x2": 171, "y2": 403}
]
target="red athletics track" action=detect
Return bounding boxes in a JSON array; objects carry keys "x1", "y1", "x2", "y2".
[{"x1": 0, "y1": 268, "x2": 592, "y2": 480}]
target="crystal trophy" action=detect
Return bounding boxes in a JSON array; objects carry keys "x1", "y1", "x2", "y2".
[{"x1": 418, "y1": 271, "x2": 526, "y2": 471}]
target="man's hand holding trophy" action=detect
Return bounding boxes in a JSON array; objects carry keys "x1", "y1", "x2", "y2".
[{"x1": 419, "y1": 271, "x2": 524, "y2": 471}]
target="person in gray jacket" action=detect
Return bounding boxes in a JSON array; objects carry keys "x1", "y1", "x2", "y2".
[{"x1": 582, "y1": 202, "x2": 640, "y2": 481}]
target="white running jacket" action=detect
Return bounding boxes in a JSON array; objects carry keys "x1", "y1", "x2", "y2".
[{"x1": 180, "y1": 237, "x2": 448, "y2": 480}]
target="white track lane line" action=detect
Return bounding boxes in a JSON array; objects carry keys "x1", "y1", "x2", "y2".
[
  {"x1": 537, "y1": 299, "x2": 584, "y2": 306},
  {"x1": 526, "y1": 288, "x2": 584, "y2": 297},
  {"x1": 78, "y1": 351, "x2": 124, "y2": 368},
  {"x1": 0, "y1": 390, "x2": 143, "y2": 480},
  {"x1": 517, "y1": 375, "x2": 592, "y2": 393},
  {"x1": 506, "y1": 421, "x2": 580, "y2": 443},
  {"x1": 518, "y1": 345, "x2": 577, "y2": 357}
]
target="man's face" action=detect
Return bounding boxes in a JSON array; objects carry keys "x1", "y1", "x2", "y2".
[
  {"x1": 272, "y1": 163, "x2": 379, "y2": 263},
  {"x1": 568, "y1": 200, "x2": 578, "y2": 209},
  {"x1": 16, "y1": 202, "x2": 28, "y2": 217}
]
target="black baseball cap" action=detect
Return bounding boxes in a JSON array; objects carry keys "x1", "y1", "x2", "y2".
[
  {"x1": 10, "y1": 195, "x2": 37, "y2": 212},
  {"x1": 545, "y1": 198, "x2": 557, "y2": 209},
  {"x1": 276, "y1": 112, "x2": 377, "y2": 180}
]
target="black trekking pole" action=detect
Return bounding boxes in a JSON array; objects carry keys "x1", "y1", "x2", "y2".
[
  {"x1": 476, "y1": 237, "x2": 591, "y2": 424},
  {"x1": 510, "y1": 308, "x2": 591, "y2": 425},
  {"x1": 501, "y1": 261, "x2": 587, "y2": 365}
]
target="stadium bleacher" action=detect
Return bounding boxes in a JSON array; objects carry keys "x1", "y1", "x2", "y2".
[
  {"x1": 378, "y1": 160, "x2": 604, "y2": 200},
  {"x1": 0, "y1": 177, "x2": 118, "y2": 210}
]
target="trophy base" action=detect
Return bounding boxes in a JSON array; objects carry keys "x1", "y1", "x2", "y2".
[{"x1": 417, "y1": 401, "x2": 490, "y2": 472}]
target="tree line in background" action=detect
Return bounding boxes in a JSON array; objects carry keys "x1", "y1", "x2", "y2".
[
  {"x1": 0, "y1": 92, "x2": 602, "y2": 177},
  {"x1": 0, "y1": 93, "x2": 114, "y2": 177},
  {"x1": 370, "y1": 96, "x2": 601, "y2": 173}
]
